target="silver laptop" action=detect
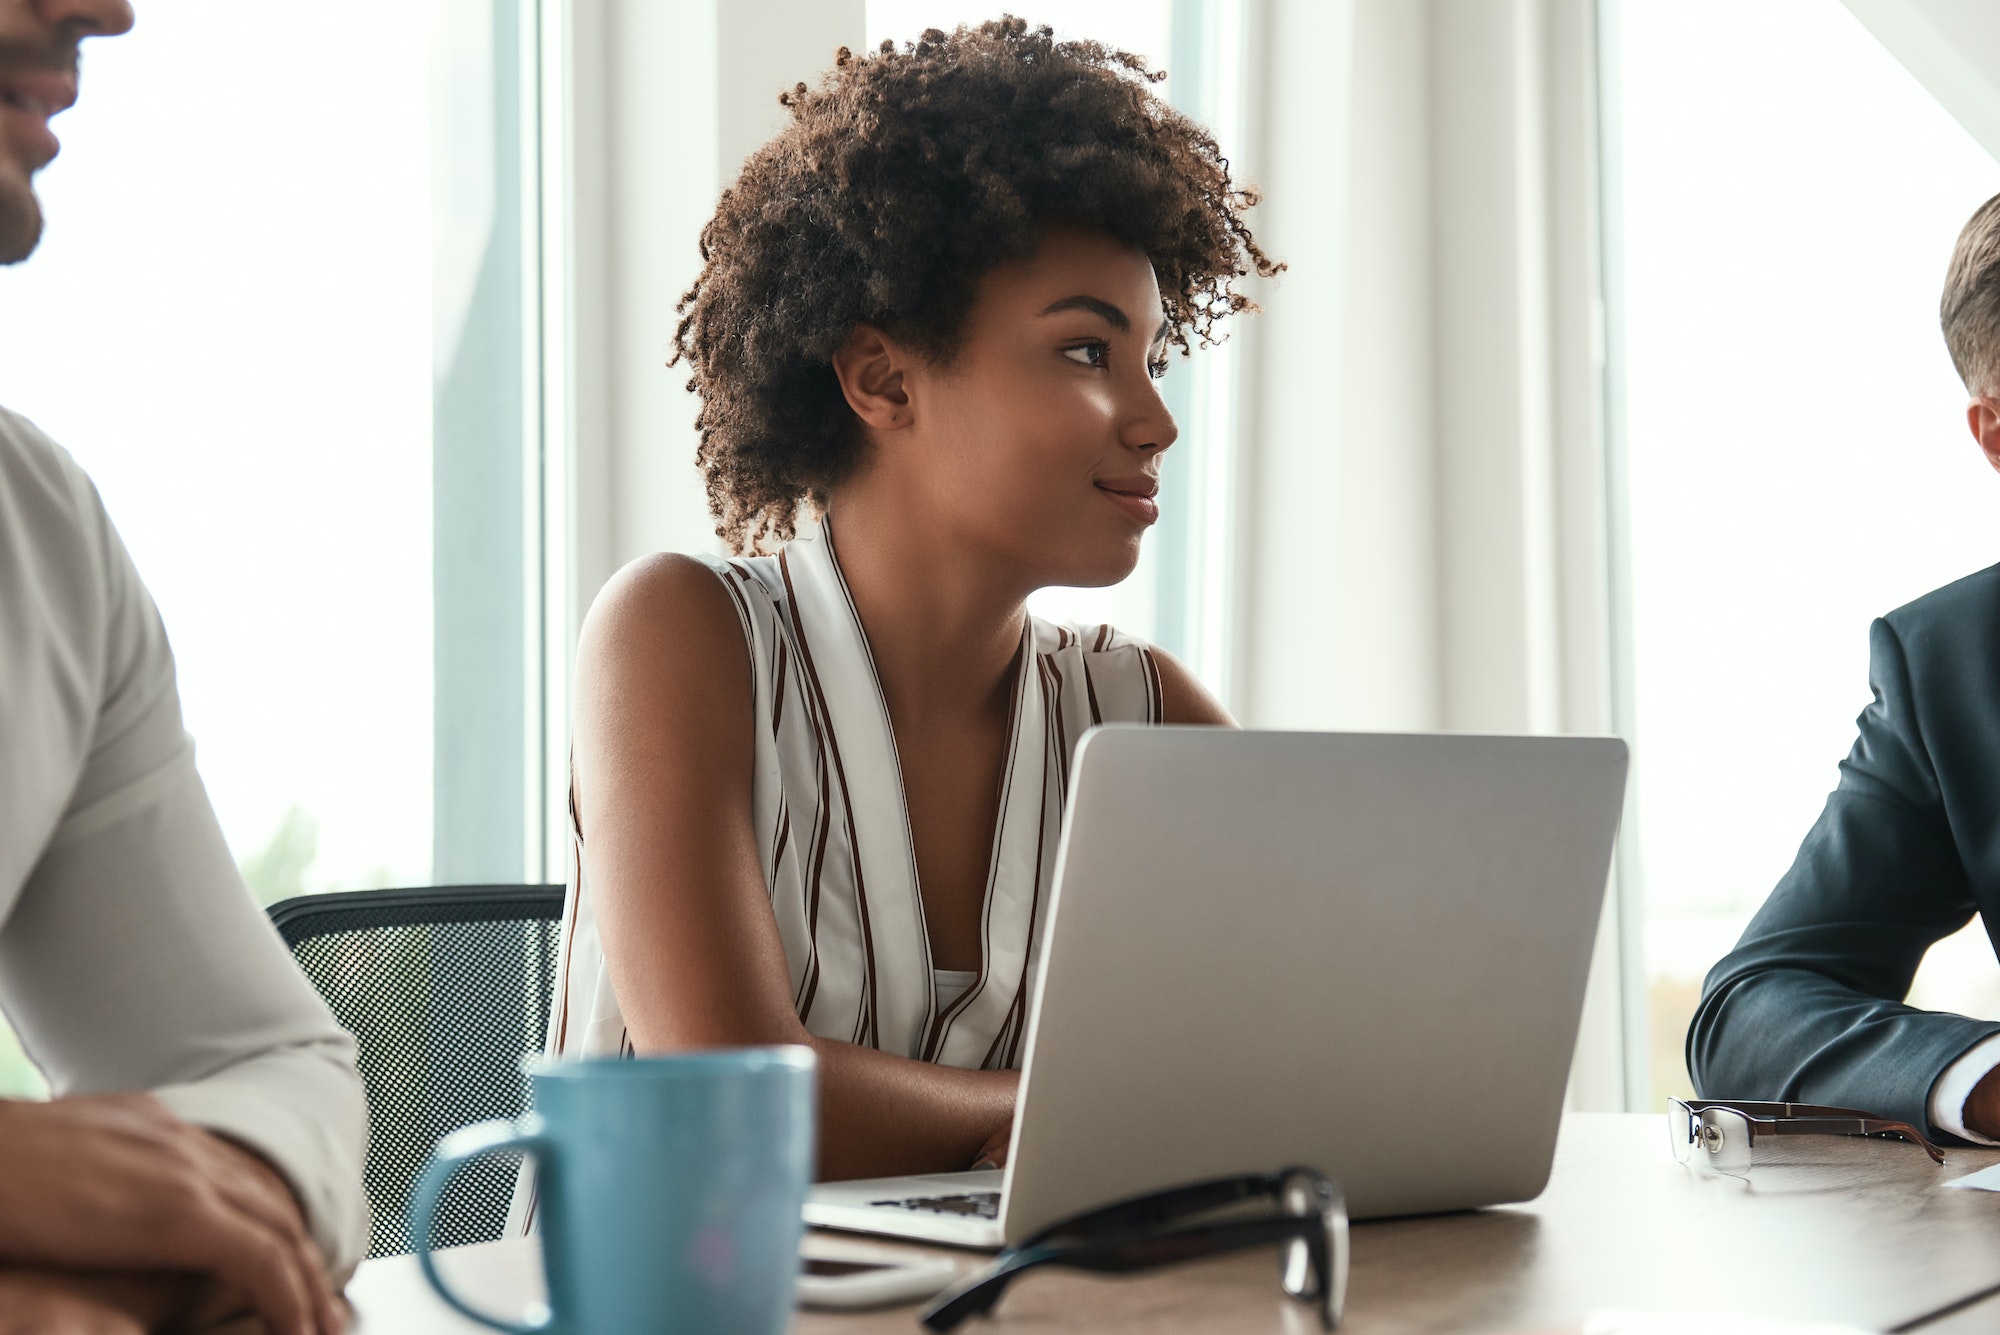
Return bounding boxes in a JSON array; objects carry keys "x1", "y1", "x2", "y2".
[{"x1": 805, "y1": 726, "x2": 1628, "y2": 1248}]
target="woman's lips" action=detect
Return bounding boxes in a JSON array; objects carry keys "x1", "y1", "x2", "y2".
[{"x1": 1094, "y1": 480, "x2": 1160, "y2": 526}]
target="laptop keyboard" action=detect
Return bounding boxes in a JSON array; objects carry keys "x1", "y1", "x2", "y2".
[{"x1": 870, "y1": 1191, "x2": 1001, "y2": 1219}]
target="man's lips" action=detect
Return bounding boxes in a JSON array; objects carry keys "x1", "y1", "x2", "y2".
[
  {"x1": 1094, "y1": 477, "x2": 1160, "y2": 525},
  {"x1": 0, "y1": 68, "x2": 76, "y2": 166},
  {"x1": 0, "y1": 70, "x2": 76, "y2": 119}
]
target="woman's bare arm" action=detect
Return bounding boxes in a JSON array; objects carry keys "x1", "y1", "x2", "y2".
[
  {"x1": 1153, "y1": 646, "x2": 1237, "y2": 726},
  {"x1": 573, "y1": 555, "x2": 1014, "y2": 1180}
]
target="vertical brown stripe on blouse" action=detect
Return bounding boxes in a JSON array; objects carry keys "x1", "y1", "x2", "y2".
[
  {"x1": 769, "y1": 793, "x2": 790, "y2": 893},
  {"x1": 1044, "y1": 654, "x2": 1070, "y2": 806},
  {"x1": 550, "y1": 835, "x2": 583, "y2": 1055},
  {"x1": 716, "y1": 566, "x2": 757, "y2": 646},
  {"x1": 782, "y1": 549, "x2": 882, "y2": 1047},
  {"x1": 990, "y1": 656, "x2": 1060, "y2": 1070},
  {"x1": 771, "y1": 638, "x2": 790, "y2": 733},
  {"x1": 780, "y1": 552, "x2": 836, "y2": 1024},
  {"x1": 795, "y1": 700, "x2": 833, "y2": 1020},
  {"x1": 1141, "y1": 646, "x2": 1164, "y2": 724},
  {"x1": 919, "y1": 637, "x2": 1029, "y2": 1062}
]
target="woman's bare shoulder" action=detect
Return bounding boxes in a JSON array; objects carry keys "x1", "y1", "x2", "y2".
[
  {"x1": 1150, "y1": 645, "x2": 1237, "y2": 727},
  {"x1": 1055, "y1": 619, "x2": 1236, "y2": 727},
  {"x1": 585, "y1": 551, "x2": 742, "y2": 634},
  {"x1": 576, "y1": 552, "x2": 753, "y2": 724}
]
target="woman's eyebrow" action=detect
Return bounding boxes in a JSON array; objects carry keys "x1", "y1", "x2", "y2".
[{"x1": 1038, "y1": 294, "x2": 1130, "y2": 330}]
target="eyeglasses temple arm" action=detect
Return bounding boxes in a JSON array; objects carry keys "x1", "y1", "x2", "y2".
[
  {"x1": 1028, "y1": 1216, "x2": 1321, "y2": 1275},
  {"x1": 1679, "y1": 1100, "x2": 1871, "y2": 1118},
  {"x1": 1010, "y1": 1171, "x2": 1286, "y2": 1251},
  {"x1": 919, "y1": 1246, "x2": 1057, "y2": 1331},
  {"x1": 1761, "y1": 1116, "x2": 1946, "y2": 1163},
  {"x1": 919, "y1": 1216, "x2": 1333, "y2": 1332}
]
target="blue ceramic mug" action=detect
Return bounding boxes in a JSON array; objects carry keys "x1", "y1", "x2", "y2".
[{"x1": 410, "y1": 1047, "x2": 817, "y2": 1334}]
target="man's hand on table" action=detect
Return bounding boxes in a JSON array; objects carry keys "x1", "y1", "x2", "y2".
[
  {"x1": 0, "y1": 1094, "x2": 342, "y2": 1335},
  {"x1": 0, "y1": 1266, "x2": 219, "y2": 1335}
]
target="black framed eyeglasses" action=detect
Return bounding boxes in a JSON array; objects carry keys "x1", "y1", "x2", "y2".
[
  {"x1": 1668, "y1": 1098, "x2": 1945, "y2": 1176},
  {"x1": 919, "y1": 1166, "x2": 1347, "y2": 1331}
]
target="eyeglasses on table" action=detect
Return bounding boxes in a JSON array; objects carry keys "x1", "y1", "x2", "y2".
[
  {"x1": 919, "y1": 1165, "x2": 1347, "y2": 1331},
  {"x1": 1668, "y1": 1098, "x2": 1945, "y2": 1176}
]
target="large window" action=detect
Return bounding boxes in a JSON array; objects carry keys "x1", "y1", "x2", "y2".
[
  {"x1": 1603, "y1": 0, "x2": 2000, "y2": 1103},
  {"x1": 0, "y1": 1, "x2": 555, "y2": 1094}
]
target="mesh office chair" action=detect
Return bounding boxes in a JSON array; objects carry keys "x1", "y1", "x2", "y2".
[{"x1": 268, "y1": 884, "x2": 565, "y2": 1258}]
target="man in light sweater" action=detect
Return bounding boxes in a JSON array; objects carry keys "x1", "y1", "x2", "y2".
[{"x1": 0, "y1": 2, "x2": 368, "y2": 1332}]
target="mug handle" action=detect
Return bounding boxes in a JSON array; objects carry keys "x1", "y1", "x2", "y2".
[{"x1": 410, "y1": 1116, "x2": 557, "y2": 1334}]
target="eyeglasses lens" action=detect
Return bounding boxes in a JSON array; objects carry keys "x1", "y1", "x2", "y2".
[
  {"x1": 1278, "y1": 1172, "x2": 1346, "y2": 1329},
  {"x1": 1279, "y1": 1175, "x2": 1317, "y2": 1301},
  {"x1": 1697, "y1": 1106, "x2": 1754, "y2": 1175},
  {"x1": 1668, "y1": 1100, "x2": 1697, "y2": 1163}
]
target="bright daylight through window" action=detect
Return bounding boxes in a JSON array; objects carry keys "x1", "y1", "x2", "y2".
[
  {"x1": 1607, "y1": 0, "x2": 2000, "y2": 1104},
  {"x1": 0, "y1": 0, "x2": 547, "y2": 1095}
]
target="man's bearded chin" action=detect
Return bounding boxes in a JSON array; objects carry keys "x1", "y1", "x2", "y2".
[
  {"x1": 0, "y1": 178, "x2": 45, "y2": 265},
  {"x1": 0, "y1": 37, "x2": 73, "y2": 265}
]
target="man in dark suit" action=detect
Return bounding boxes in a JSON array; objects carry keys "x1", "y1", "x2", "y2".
[{"x1": 1688, "y1": 191, "x2": 2000, "y2": 1144}]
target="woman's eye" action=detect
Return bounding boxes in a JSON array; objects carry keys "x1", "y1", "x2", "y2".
[
  {"x1": 1147, "y1": 357, "x2": 1169, "y2": 381},
  {"x1": 1061, "y1": 342, "x2": 1109, "y2": 368}
]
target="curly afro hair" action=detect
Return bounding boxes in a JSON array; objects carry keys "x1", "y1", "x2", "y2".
[{"x1": 673, "y1": 15, "x2": 1282, "y2": 552}]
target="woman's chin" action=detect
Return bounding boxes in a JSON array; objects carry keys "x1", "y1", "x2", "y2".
[{"x1": 1042, "y1": 544, "x2": 1145, "y2": 591}]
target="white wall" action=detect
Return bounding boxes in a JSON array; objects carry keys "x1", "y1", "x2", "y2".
[
  {"x1": 1233, "y1": 0, "x2": 1356, "y2": 729},
  {"x1": 1842, "y1": 0, "x2": 2000, "y2": 164},
  {"x1": 1234, "y1": 0, "x2": 1443, "y2": 732},
  {"x1": 1236, "y1": 0, "x2": 1608, "y2": 740},
  {"x1": 1337, "y1": 0, "x2": 1443, "y2": 730},
  {"x1": 1431, "y1": 0, "x2": 1563, "y2": 736}
]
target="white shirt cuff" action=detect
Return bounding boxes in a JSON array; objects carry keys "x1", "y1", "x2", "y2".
[
  {"x1": 1927, "y1": 1032, "x2": 2000, "y2": 1145},
  {"x1": 152, "y1": 1044, "x2": 371, "y2": 1279}
]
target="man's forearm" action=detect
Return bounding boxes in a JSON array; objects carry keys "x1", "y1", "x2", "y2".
[
  {"x1": 1690, "y1": 966, "x2": 2000, "y2": 1133},
  {"x1": 2, "y1": 741, "x2": 371, "y2": 1278}
]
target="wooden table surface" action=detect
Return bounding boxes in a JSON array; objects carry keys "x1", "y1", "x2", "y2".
[
  {"x1": 346, "y1": 1114, "x2": 2000, "y2": 1334},
  {"x1": 1899, "y1": 1286, "x2": 2000, "y2": 1335}
]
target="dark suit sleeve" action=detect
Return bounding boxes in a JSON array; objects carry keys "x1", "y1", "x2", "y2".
[{"x1": 1686, "y1": 616, "x2": 2000, "y2": 1135}]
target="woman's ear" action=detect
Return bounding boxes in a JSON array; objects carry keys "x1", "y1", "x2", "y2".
[{"x1": 831, "y1": 324, "x2": 913, "y2": 432}]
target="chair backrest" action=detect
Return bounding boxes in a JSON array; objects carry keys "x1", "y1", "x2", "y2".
[{"x1": 269, "y1": 884, "x2": 564, "y2": 1258}]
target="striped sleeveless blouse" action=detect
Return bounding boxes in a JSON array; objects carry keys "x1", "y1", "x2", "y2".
[{"x1": 545, "y1": 516, "x2": 1164, "y2": 1071}]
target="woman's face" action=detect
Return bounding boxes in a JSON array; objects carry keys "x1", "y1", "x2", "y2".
[{"x1": 892, "y1": 225, "x2": 1179, "y2": 590}]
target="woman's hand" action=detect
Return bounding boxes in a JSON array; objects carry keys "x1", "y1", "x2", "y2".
[
  {"x1": 0, "y1": 1094, "x2": 341, "y2": 1335},
  {"x1": 972, "y1": 1118, "x2": 1013, "y2": 1171}
]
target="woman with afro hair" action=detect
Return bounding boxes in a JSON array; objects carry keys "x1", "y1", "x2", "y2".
[{"x1": 542, "y1": 17, "x2": 1279, "y2": 1183}]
